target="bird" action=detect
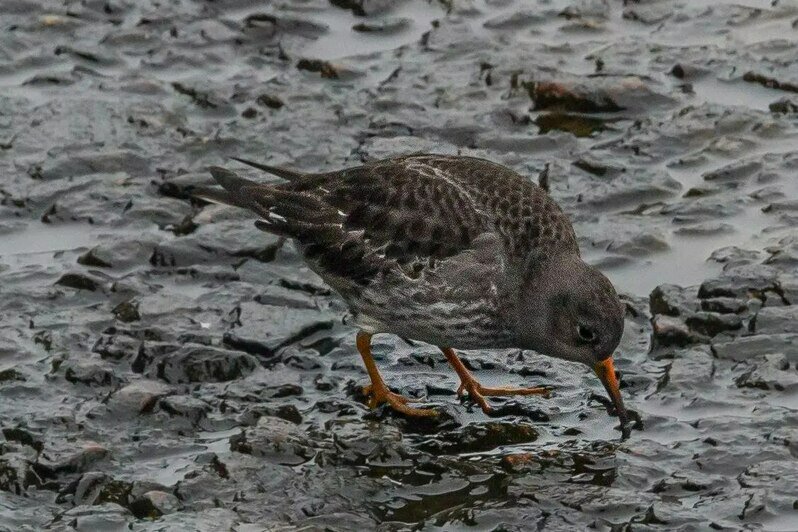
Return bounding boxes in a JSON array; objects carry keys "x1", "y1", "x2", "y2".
[{"x1": 194, "y1": 154, "x2": 630, "y2": 434}]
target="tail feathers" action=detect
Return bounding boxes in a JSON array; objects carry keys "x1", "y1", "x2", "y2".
[
  {"x1": 230, "y1": 156, "x2": 304, "y2": 181},
  {"x1": 201, "y1": 166, "x2": 343, "y2": 244},
  {"x1": 255, "y1": 218, "x2": 343, "y2": 243},
  {"x1": 192, "y1": 186, "x2": 236, "y2": 206},
  {"x1": 209, "y1": 166, "x2": 260, "y2": 194}
]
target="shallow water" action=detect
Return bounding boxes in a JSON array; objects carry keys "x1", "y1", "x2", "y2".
[{"x1": 1, "y1": 0, "x2": 798, "y2": 530}]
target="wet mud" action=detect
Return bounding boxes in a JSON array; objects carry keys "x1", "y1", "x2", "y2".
[{"x1": 1, "y1": 0, "x2": 797, "y2": 530}]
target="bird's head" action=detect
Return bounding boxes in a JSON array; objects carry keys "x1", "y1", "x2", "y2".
[{"x1": 511, "y1": 252, "x2": 629, "y2": 431}]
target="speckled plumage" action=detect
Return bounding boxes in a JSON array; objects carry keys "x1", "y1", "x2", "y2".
[
  {"x1": 199, "y1": 155, "x2": 579, "y2": 349},
  {"x1": 197, "y1": 153, "x2": 630, "y2": 427}
]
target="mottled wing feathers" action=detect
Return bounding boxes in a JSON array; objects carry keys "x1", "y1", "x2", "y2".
[{"x1": 199, "y1": 155, "x2": 578, "y2": 294}]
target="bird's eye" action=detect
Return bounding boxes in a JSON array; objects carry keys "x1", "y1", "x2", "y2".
[{"x1": 577, "y1": 325, "x2": 597, "y2": 343}]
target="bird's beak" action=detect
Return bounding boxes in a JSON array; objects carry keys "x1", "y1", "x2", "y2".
[{"x1": 593, "y1": 356, "x2": 630, "y2": 431}]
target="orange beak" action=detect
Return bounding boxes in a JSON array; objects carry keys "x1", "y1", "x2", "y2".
[{"x1": 593, "y1": 356, "x2": 630, "y2": 432}]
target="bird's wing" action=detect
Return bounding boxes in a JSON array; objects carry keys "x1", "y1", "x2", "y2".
[{"x1": 197, "y1": 160, "x2": 500, "y2": 291}]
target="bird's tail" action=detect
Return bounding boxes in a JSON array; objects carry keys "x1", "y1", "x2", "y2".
[
  {"x1": 229, "y1": 156, "x2": 304, "y2": 181},
  {"x1": 193, "y1": 167, "x2": 343, "y2": 241},
  {"x1": 192, "y1": 166, "x2": 259, "y2": 208}
]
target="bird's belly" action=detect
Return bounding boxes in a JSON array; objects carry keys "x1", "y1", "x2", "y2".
[{"x1": 348, "y1": 291, "x2": 515, "y2": 350}]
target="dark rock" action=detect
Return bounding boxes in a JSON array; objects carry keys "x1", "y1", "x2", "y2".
[
  {"x1": 256, "y1": 93, "x2": 284, "y2": 109},
  {"x1": 297, "y1": 58, "x2": 349, "y2": 79},
  {"x1": 77, "y1": 248, "x2": 113, "y2": 268},
  {"x1": 685, "y1": 312, "x2": 742, "y2": 337},
  {"x1": 229, "y1": 416, "x2": 314, "y2": 465},
  {"x1": 352, "y1": 17, "x2": 411, "y2": 33},
  {"x1": 159, "y1": 395, "x2": 209, "y2": 424},
  {"x1": 769, "y1": 97, "x2": 798, "y2": 113},
  {"x1": 106, "y1": 380, "x2": 173, "y2": 414},
  {"x1": 0, "y1": 368, "x2": 26, "y2": 382},
  {"x1": 329, "y1": 0, "x2": 394, "y2": 17},
  {"x1": 734, "y1": 354, "x2": 796, "y2": 392},
  {"x1": 698, "y1": 275, "x2": 780, "y2": 300},
  {"x1": 651, "y1": 315, "x2": 707, "y2": 348},
  {"x1": 129, "y1": 490, "x2": 181, "y2": 518},
  {"x1": 92, "y1": 334, "x2": 141, "y2": 361},
  {"x1": 528, "y1": 80, "x2": 622, "y2": 113},
  {"x1": 73, "y1": 471, "x2": 111, "y2": 505},
  {"x1": 112, "y1": 300, "x2": 140, "y2": 323},
  {"x1": 752, "y1": 306, "x2": 798, "y2": 335},
  {"x1": 320, "y1": 419, "x2": 404, "y2": 465},
  {"x1": 0, "y1": 452, "x2": 41, "y2": 495},
  {"x1": 2, "y1": 427, "x2": 44, "y2": 453},
  {"x1": 223, "y1": 302, "x2": 335, "y2": 357},
  {"x1": 712, "y1": 334, "x2": 798, "y2": 363},
  {"x1": 37, "y1": 442, "x2": 109, "y2": 475},
  {"x1": 650, "y1": 284, "x2": 696, "y2": 317},
  {"x1": 700, "y1": 297, "x2": 748, "y2": 315},
  {"x1": 55, "y1": 272, "x2": 101, "y2": 291},
  {"x1": 743, "y1": 71, "x2": 798, "y2": 93},
  {"x1": 62, "y1": 359, "x2": 122, "y2": 387},
  {"x1": 155, "y1": 345, "x2": 259, "y2": 384},
  {"x1": 573, "y1": 157, "x2": 624, "y2": 177},
  {"x1": 535, "y1": 113, "x2": 608, "y2": 137}
]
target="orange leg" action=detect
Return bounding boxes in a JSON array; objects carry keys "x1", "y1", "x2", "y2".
[
  {"x1": 441, "y1": 347, "x2": 551, "y2": 414},
  {"x1": 356, "y1": 332, "x2": 437, "y2": 417}
]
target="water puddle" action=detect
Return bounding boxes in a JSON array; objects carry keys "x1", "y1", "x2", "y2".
[
  {"x1": 691, "y1": 76, "x2": 786, "y2": 112},
  {"x1": 299, "y1": 1, "x2": 444, "y2": 60}
]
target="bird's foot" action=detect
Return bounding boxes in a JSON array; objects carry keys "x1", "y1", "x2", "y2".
[
  {"x1": 362, "y1": 384, "x2": 438, "y2": 417},
  {"x1": 457, "y1": 378, "x2": 551, "y2": 415}
]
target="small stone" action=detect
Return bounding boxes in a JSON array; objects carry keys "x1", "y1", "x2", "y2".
[
  {"x1": 2, "y1": 427, "x2": 44, "y2": 452},
  {"x1": 700, "y1": 297, "x2": 748, "y2": 315},
  {"x1": 256, "y1": 94, "x2": 284, "y2": 109},
  {"x1": 752, "y1": 306, "x2": 798, "y2": 335},
  {"x1": 684, "y1": 312, "x2": 742, "y2": 337},
  {"x1": 38, "y1": 442, "x2": 109, "y2": 475},
  {"x1": 712, "y1": 334, "x2": 798, "y2": 363},
  {"x1": 129, "y1": 490, "x2": 181, "y2": 518},
  {"x1": 55, "y1": 272, "x2": 101, "y2": 291},
  {"x1": 500, "y1": 452, "x2": 538, "y2": 472},
  {"x1": 735, "y1": 354, "x2": 796, "y2": 391},
  {"x1": 0, "y1": 452, "x2": 41, "y2": 495},
  {"x1": 352, "y1": 17, "x2": 411, "y2": 33},
  {"x1": 62, "y1": 359, "x2": 121, "y2": 387},
  {"x1": 229, "y1": 416, "x2": 314, "y2": 465},
  {"x1": 108, "y1": 380, "x2": 173, "y2": 414},
  {"x1": 112, "y1": 300, "x2": 140, "y2": 322},
  {"x1": 73, "y1": 472, "x2": 110, "y2": 505},
  {"x1": 769, "y1": 97, "x2": 798, "y2": 113},
  {"x1": 154, "y1": 345, "x2": 259, "y2": 384},
  {"x1": 650, "y1": 284, "x2": 696, "y2": 317},
  {"x1": 77, "y1": 248, "x2": 113, "y2": 268},
  {"x1": 159, "y1": 395, "x2": 209, "y2": 425},
  {"x1": 652, "y1": 315, "x2": 706, "y2": 348}
]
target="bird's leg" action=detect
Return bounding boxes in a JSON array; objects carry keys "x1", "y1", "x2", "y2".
[
  {"x1": 440, "y1": 347, "x2": 551, "y2": 415},
  {"x1": 356, "y1": 332, "x2": 437, "y2": 417}
]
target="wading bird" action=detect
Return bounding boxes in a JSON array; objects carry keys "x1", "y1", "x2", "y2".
[{"x1": 195, "y1": 154, "x2": 630, "y2": 435}]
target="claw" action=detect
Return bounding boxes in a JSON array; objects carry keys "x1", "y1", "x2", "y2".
[{"x1": 363, "y1": 384, "x2": 437, "y2": 417}]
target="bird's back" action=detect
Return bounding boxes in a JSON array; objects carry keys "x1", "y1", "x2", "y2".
[{"x1": 284, "y1": 154, "x2": 579, "y2": 262}]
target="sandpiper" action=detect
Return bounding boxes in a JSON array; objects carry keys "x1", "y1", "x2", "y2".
[{"x1": 195, "y1": 154, "x2": 630, "y2": 433}]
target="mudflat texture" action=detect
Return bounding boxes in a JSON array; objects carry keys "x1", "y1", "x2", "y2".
[{"x1": 1, "y1": 0, "x2": 798, "y2": 530}]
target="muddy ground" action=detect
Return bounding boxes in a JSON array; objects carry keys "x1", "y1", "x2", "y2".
[{"x1": 1, "y1": 0, "x2": 798, "y2": 530}]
